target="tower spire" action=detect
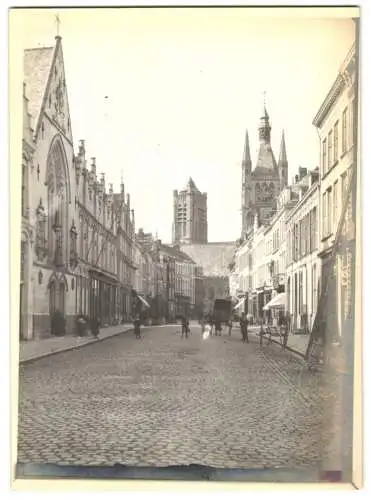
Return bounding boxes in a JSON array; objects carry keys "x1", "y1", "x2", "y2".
[
  {"x1": 279, "y1": 130, "x2": 287, "y2": 164},
  {"x1": 278, "y1": 130, "x2": 288, "y2": 189},
  {"x1": 242, "y1": 129, "x2": 251, "y2": 166},
  {"x1": 258, "y1": 92, "x2": 271, "y2": 144},
  {"x1": 55, "y1": 13, "x2": 61, "y2": 38}
]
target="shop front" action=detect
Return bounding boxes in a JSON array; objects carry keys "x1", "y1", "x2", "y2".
[{"x1": 89, "y1": 270, "x2": 119, "y2": 326}]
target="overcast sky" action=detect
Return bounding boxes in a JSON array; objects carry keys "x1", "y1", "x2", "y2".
[{"x1": 17, "y1": 8, "x2": 356, "y2": 243}]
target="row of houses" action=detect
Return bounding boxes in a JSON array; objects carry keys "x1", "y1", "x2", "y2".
[
  {"x1": 20, "y1": 35, "x2": 199, "y2": 341},
  {"x1": 230, "y1": 42, "x2": 357, "y2": 341}
]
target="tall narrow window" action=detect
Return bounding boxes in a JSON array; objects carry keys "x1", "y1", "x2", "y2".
[
  {"x1": 342, "y1": 107, "x2": 348, "y2": 154},
  {"x1": 322, "y1": 138, "x2": 327, "y2": 175},
  {"x1": 328, "y1": 188, "x2": 332, "y2": 235},
  {"x1": 333, "y1": 181, "x2": 338, "y2": 232},
  {"x1": 351, "y1": 98, "x2": 356, "y2": 147},
  {"x1": 333, "y1": 121, "x2": 339, "y2": 162},
  {"x1": 21, "y1": 164, "x2": 26, "y2": 217},
  {"x1": 341, "y1": 172, "x2": 347, "y2": 206},
  {"x1": 328, "y1": 130, "x2": 333, "y2": 168},
  {"x1": 312, "y1": 264, "x2": 317, "y2": 312},
  {"x1": 322, "y1": 192, "x2": 327, "y2": 238}
]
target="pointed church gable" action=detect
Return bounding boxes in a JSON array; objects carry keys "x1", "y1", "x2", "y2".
[
  {"x1": 24, "y1": 38, "x2": 73, "y2": 143},
  {"x1": 24, "y1": 47, "x2": 54, "y2": 131},
  {"x1": 44, "y1": 39, "x2": 73, "y2": 142}
]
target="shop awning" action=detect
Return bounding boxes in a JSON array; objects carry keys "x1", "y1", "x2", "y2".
[
  {"x1": 138, "y1": 295, "x2": 150, "y2": 308},
  {"x1": 233, "y1": 297, "x2": 245, "y2": 310},
  {"x1": 263, "y1": 293, "x2": 286, "y2": 310}
]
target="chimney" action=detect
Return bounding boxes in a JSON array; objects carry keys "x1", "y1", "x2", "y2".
[
  {"x1": 109, "y1": 183, "x2": 113, "y2": 195},
  {"x1": 299, "y1": 167, "x2": 307, "y2": 180},
  {"x1": 100, "y1": 173, "x2": 106, "y2": 192},
  {"x1": 90, "y1": 157, "x2": 97, "y2": 179},
  {"x1": 79, "y1": 140, "x2": 85, "y2": 157}
]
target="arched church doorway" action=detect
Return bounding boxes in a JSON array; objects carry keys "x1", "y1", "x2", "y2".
[{"x1": 48, "y1": 273, "x2": 68, "y2": 335}]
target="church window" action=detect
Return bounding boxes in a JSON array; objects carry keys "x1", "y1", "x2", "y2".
[
  {"x1": 41, "y1": 122, "x2": 45, "y2": 139},
  {"x1": 20, "y1": 240, "x2": 26, "y2": 283},
  {"x1": 49, "y1": 95, "x2": 52, "y2": 108}
]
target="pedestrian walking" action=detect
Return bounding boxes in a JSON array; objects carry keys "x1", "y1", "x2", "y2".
[
  {"x1": 215, "y1": 317, "x2": 222, "y2": 336},
  {"x1": 133, "y1": 314, "x2": 141, "y2": 339},
  {"x1": 202, "y1": 320, "x2": 212, "y2": 340},
  {"x1": 181, "y1": 316, "x2": 189, "y2": 339},
  {"x1": 199, "y1": 315, "x2": 205, "y2": 333},
  {"x1": 228, "y1": 317, "x2": 233, "y2": 336},
  {"x1": 209, "y1": 314, "x2": 215, "y2": 336},
  {"x1": 91, "y1": 316, "x2": 100, "y2": 338},
  {"x1": 240, "y1": 312, "x2": 249, "y2": 343}
]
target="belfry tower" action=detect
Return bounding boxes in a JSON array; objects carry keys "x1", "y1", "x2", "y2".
[{"x1": 240, "y1": 102, "x2": 288, "y2": 237}]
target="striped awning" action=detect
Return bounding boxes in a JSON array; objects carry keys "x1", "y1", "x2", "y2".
[
  {"x1": 263, "y1": 293, "x2": 286, "y2": 310},
  {"x1": 138, "y1": 295, "x2": 150, "y2": 308},
  {"x1": 233, "y1": 297, "x2": 245, "y2": 310}
]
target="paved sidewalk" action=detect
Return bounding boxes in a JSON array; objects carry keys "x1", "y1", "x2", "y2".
[
  {"x1": 247, "y1": 326, "x2": 309, "y2": 357},
  {"x1": 19, "y1": 324, "x2": 133, "y2": 364},
  {"x1": 285, "y1": 334, "x2": 310, "y2": 356}
]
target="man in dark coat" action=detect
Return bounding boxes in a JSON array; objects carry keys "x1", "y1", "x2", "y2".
[
  {"x1": 240, "y1": 312, "x2": 249, "y2": 343},
  {"x1": 133, "y1": 314, "x2": 141, "y2": 339},
  {"x1": 215, "y1": 316, "x2": 222, "y2": 336},
  {"x1": 181, "y1": 316, "x2": 189, "y2": 339}
]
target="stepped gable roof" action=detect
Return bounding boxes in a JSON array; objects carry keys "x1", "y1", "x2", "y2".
[
  {"x1": 180, "y1": 242, "x2": 236, "y2": 277},
  {"x1": 23, "y1": 46, "x2": 54, "y2": 125}
]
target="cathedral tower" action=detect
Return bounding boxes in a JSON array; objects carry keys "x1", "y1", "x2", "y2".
[
  {"x1": 240, "y1": 103, "x2": 283, "y2": 236},
  {"x1": 172, "y1": 178, "x2": 208, "y2": 245}
]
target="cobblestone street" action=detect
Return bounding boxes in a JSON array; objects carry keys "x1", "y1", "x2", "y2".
[{"x1": 18, "y1": 325, "x2": 339, "y2": 469}]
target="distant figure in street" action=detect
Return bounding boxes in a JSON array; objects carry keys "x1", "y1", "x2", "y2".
[
  {"x1": 208, "y1": 314, "x2": 214, "y2": 336},
  {"x1": 133, "y1": 314, "x2": 141, "y2": 339},
  {"x1": 199, "y1": 315, "x2": 205, "y2": 331},
  {"x1": 181, "y1": 316, "x2": 189, "y2": 339},
  {"x1": 91, "y1": 316, "x2": 100, "y2": 338},
  {"x1": 215, "y1": 317, "x2": 222, "y2": 336},
  {"x1": 228, "y1": 317, "x2": 233, "y2": 336},
  {"x1": 240, "y1": 312, "x2": 249, "y2": 343}
]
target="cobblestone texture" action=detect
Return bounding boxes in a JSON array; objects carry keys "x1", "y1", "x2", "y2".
[{"x1": 18, "y1": 326, "x2": 342, "y2": 469}]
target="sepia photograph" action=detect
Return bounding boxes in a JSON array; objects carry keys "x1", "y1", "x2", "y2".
[{"x1": 9, "y1": 5, "x2": 361, "y2": 487}]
